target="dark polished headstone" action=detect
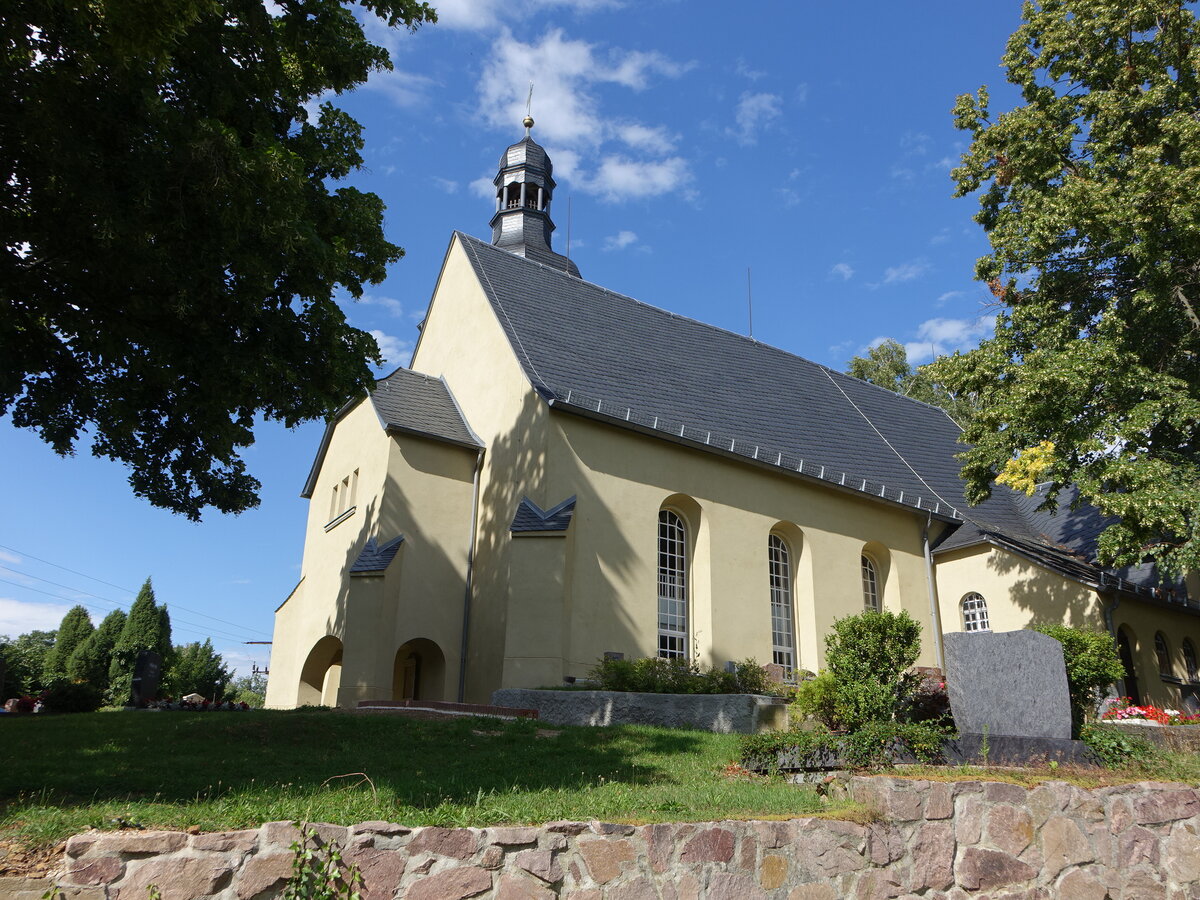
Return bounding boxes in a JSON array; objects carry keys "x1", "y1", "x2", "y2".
[
  {"x1": 944, "y1": 630, "x2": 1072, "y2": 740},
  {"x1": 129, "y1": 650, "x2": 163, "y2": 706}
]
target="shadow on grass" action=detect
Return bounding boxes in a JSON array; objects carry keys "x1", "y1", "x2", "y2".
[{"x1": 0, "y1": 709, "x2": 709, "y2": 813}]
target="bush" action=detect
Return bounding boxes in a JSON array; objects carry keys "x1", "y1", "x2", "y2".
[
  {"x1": 1080, "y1": 723, "x2": 1158, "y2": 768},
  {"x1": 790, "y1": 670, "x2": 844, "y2": 731},
  {"x1": 823, "y1": 610, "x2": 922, "y2": 731},
  {"x1": 741, "y1": 720, "x2": 952, "y2": 770},
  {"x1": 1031, "y1": 624, "x2": 1125, "y2": 737},
  {"x1": 588, "y1": 656, "x2": 778, "y2": 695},
  {"x1": 41, "y1": 682, "x2": 104, "y2": 713}
]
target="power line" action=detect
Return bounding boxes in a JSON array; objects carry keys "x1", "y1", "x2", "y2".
[
  {"x1": 0, "y1": 567, "x2": 265, "y2": 645},
  {"x1": 0, "y1": 576, "x2": 246, "y2": 646},
  {"x1": 0, "y1": 542, "x2": 272, "y2": 638}
]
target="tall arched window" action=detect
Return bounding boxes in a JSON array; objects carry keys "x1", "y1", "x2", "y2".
[
  {"x1": 861, "y1": 556, "x2": 879, "y2": 611},
  {"x1": 1155, "y1": 632, "x2": 1173, "y2": 677},
  {"x1": 657, "y1": 510, "x2": 688, "y2": 659},
  {"x1": 961, "y1": 592, "x2": 990, "y2": 632},
  {"x1": 1183, "y1": 639, "x2": 1198, "y2": 683},
  {"x1": 768, "y1": 535, "x2": 795, "y2": 674}
]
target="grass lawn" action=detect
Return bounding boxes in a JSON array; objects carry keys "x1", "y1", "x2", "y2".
[{"x1": 0, "y1": 710, "x2": 833, "y2": 847}]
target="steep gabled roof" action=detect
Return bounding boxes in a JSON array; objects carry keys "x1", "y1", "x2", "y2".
[{"x1": 455, "y1": 231, "x2": 1182, "y2": 598}]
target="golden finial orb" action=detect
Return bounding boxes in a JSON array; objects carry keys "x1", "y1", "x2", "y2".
[{"x1": 523, "y1": 115, "x2": 534, "y2": 131}]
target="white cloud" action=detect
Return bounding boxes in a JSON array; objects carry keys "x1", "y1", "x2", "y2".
[
  {"x1": 900, "y1": 131, "x2": 931, "y2": 155},
  {"x1": 829, "y1": 262, "x2": 855, "y2": 281},
  {"x1": 0, "y1": 597, "x2": 74, "y2": 638},
  {"x1": 881, "y1": 259, "x2": 930, "y2": 285},
  {"x1": 470, "y1": 176, "x2": 497, "y2": 199},
  {"x1": 369, "y1": 330, "x2": 414, "y2": 367},
  {"x1": 904, "y1": 315, "x2": 997, "y2": 364},
  {"x1": 793, "y1": 82, "x2": 809, "y2": 104},
  {"x1": 432, "y1": 177, "x2": 459, "y2": 194},
  {"x1": 217, "y1": 645, "x2": 272, "y2": 679},
  {"x1": 730, "y1": 92, "x2": 782, "y2": 146},
  {"x1": 359, "y1": 293, "x2": 405, "y2": 317},
  {"x1": 355, "y1": 13, "x2": 437, "y2": 107},
  {"x1": 431, "y1": 0, "x2": 619, "y2": 31},
  {"x1": 933, "y1": 156, "x2": 955, "y2": 170},
  {"x1": 936, "y1": 290, "x2": 965, "y2": 306},
  {"x1": 616, "y1": 123, "x2": 675, "y2": 154},
  {"x1": 735, "y1": 58, "x2": 766, "y2": 81},
  {"x1": 580, "y1": 155, "x2": 690, "y2": 201},
  {"x1": 0, "y1": 550, "x2": 20, "y2": 566},
  {"x1": 602, "y1": 230, "x2": 638, "y2": 251}
]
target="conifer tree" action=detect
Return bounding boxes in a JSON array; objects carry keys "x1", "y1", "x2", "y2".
[
  {"x1": 166, "y1": 640, "x2": 233, "y2": 701},
  {"x1": 108, "y1": 578, "x2": 165, "y2": 703},
  {"x1": 43, "y1": 605, "x2": 93, "y2": 684},
  {"x1": 67, "y1": 608, "x2": 126, "y2": 690}
]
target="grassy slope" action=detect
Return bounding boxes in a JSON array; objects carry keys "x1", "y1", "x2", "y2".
[{"x1": 0, "y1": 710, "x2": 828, "y2": 846}]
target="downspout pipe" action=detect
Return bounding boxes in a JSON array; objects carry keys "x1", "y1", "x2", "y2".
[
  {"x1": 457, "y1": 449, "x2": 485, "y2": 702},
  {"x1": 923, "y1": 512, "x2": 945, "y2": 671}
]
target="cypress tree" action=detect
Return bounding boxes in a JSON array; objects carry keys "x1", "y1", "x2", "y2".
[
  {"x1": 67, "y1": 608, "x2": 126, "y2": 690},
  {"x1": 109, "y1": 578, "x2": 164, "y2": 703},
  {"x1": 43, "y1": 606, "x2": 94, "y2": 684}
]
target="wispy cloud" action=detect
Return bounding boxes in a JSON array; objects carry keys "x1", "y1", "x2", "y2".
[
  {"x1": 431, "y1": 177, "x2": 459, "y2": 194},
  {"x1": 729, "y1": 92, "x2": 782, "y2": 146},
  {"x1": 829, "y1": 262, "x2": 855, "y2": 281},
  {"x1": 904, "y1": 315, "x2": 997, "y2": 364},
  {"x1": 579, "y1": 155, "x2": 691, "y2": 202},
  {"x1": 432, "y1": 0, "x2": 619, "y2": 30},
  {"x1": 900, "y1": 131, "x2": 931, "y2": 155},
  {"x1": 615, "y1": 123, "x2": 676, "y2": 154},
  {"x1": 878, "y1": 259, "x2": 930, "y2": 286},
  {"x1": 602, "y1": 230, "x2": 639, "y2": 251},
  {"x1": 735, "y1": 58, "x2": 766, "y2": 81},
  {"x1": 0, "y1": 549, "x2": 20, "y2": 566},
  {"x1": 0, "y1": 596, "x2": 73, "y2": 638},
  {"x1": 935, "y1": 290, "x2": 965, "y2": 306},
  {"x1": 369, "y1": 330, "x2": 414, "y2": 367},
  {"x1": 359, "y1": 293, "x2": 405, "y2": 317}
]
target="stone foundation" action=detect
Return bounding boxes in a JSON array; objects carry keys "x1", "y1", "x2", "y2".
[{"x1": 8, "y1": 776, "x2": 1200, "y2": 899}]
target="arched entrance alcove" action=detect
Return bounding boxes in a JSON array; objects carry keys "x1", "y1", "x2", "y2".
[
  {"x1": 299, "y1": 635, "x2": 343, "y2": 707},
  {"x1": 393, "y1": 638, "x2": 447, "y2": 702}
]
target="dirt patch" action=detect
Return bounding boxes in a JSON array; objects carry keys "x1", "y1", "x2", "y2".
[{"x1": 0, "y1": 836, "x2": 63, "y2": 878}]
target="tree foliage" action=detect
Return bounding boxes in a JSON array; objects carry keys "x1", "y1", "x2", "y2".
[
  {"x1": 108, "y1": 578, "x2": 171, "y2": 702},
  {"x1": 166, "y1": 639, "x2": 234, "y2": 700},
  {"x1": 1032, "y1": 623, "x2": 1126, "y2": 737},
  {"x1": 67, "y1": 608, "x2": 126, "y2": 689},
  {"x1": 1, "y1": 0, "x2": 435, "y2": 518},
  {"x1": 932, "y1": 0, "x2": 1200, "y2": 574},
  {"x1": 0, "y1": 629, "x2": 55, "y2": 696},
  {"x1": 846, "y1": 339, "x2": 979, "y2": 425},
  {"x1": 823, "y1": 609, "x2": 923, "y2": 731},
  {"x1": 43, "y1": 605, "x2": 94, "y2": 684}
]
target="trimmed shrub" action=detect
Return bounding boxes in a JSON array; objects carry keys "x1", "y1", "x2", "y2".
[
  {"x1": 41, "y1": 682, "x2": 104, "y2": 713},
  {"x1": 1031, "y1": 624, "x2": 1125, "y2": 737},
  {"x1": 824, "y1": 609, "x2": 922, "y2": 731},
  {"x1": 588, "y1": 656, "x2": 777, "y2": 695}
]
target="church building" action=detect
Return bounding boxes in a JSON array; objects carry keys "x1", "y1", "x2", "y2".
[{"x1": 265, "y1": 122, "x2": 1200, "y2": 712}]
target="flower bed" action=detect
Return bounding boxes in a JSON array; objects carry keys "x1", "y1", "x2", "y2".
[{"x1": 1100, "y1": 697, "x2": 1200, "y2": 726}]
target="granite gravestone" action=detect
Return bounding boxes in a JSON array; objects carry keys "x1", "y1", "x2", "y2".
[
  {"x1": 944, "y1": 630, "x2": 1072, "y2": 740},
  {"x1": 129, "y1": 650, "x2": 163, "y2": 706}
]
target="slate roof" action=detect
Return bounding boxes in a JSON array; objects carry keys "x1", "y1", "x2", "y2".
[
  {"x1": 454, "y1": 231, "x2": 1184, "y2": 600},
  {"x1": 350, "y1": 535, "x2": 405, "y2": 576},
  {"x1": 511, "y1": 496, "x2": 577, "y2": 533},
  {"x1": 371, "y1": 368, "x2": 483, "y2": 449}
]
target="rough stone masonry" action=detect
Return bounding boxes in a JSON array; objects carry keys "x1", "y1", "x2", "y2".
[{"x1": 4, "y1": 776, "x2": 1200, "y2": 899}]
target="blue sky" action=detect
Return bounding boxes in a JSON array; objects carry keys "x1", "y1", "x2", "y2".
[{"x1": 0, "y1": 1, "x2": 1028, "y2": 675}]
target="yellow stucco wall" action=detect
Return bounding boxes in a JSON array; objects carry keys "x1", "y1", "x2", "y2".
[{"x1": 934, "y1": 543, "x2": 1200, "y2": 709}]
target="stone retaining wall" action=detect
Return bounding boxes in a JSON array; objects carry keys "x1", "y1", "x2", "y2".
[
  {"x1": 490, "y1": 688, "x2": 788, "y2": 734},
  {"x1": 6, "y1": 776, "x2": 1200, "y2": 899}
]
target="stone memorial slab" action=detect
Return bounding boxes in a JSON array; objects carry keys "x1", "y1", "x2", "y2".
[
  {"x1": 129, "y1": 650, "x2": 163, "y2": 706},
  {"x1": 944, "y1": 630, "x2": 1072, "y2": 740}
]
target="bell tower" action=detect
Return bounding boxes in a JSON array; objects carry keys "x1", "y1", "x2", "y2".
[{"x1": 489, "y1": 116, "x2": 580, "y2": 277}]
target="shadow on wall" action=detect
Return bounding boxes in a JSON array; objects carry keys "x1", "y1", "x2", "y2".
[{"x1": 986, "y1": 549, "x2": 1099, "y2": 628}]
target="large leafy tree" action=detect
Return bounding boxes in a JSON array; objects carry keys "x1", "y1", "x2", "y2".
[
  {"x1": 847, "y1": 339, "x2": 979, "y2": 425},
  {"x1": 0, "y1": 629, "x2": 56, "y2": 696},
  {"x1": 166, "y1": 639, "x2": 234, "y2": 700},
  {"x1": 933, "y1": 0, "x2": 1200, "y2": 574},
  {"x1": 67, "y1": 608, "x2": 127, "y2": 689},
  {"x1": 1, "y1": 0, "x2": 435, "y2": 518}
]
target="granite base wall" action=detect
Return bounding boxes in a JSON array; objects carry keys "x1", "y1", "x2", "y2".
[
  {"x1": 9, "y1": 776, "x2": 1200, "y2": 899},
  {"x1": 490, "y1": 688, "x2": 788, "y2": 734}
]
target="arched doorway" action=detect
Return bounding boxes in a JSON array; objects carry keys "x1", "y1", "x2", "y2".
[
  {"x1": 299, "y1": 635, "x2": 343, "y2": 707},
  {"x1": 393, "y1": 639, "x2": 447, "y2": 702},
  {"x1": 1117, "y1": 628, "x2": 1141, "y2": 706}
]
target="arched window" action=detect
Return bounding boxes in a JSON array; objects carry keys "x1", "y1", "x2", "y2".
[
  {"x1": 1155, "y1": 632, "x2": 1173, "y2": 677},
  {"x1": 768, "y1": 535, "x2": 795, "y2": 674},
  {"x1": 1183, "y1": 639, "x2": 1198, "y2": 683},
  {"x1": 961, "y1": 593, "x2": 990, "y2": 632},
  {"x1": 657, "y1": 510, "x2": 688, "y2": 659},
  {"x1": 861, "y1": 555, "x2": 880, "y2": 611}
]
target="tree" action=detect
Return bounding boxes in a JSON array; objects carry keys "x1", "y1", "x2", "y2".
[
  {"x1": 823, "y1": 609, "x2": 923, "y2": 731},
  {"x1": 67, "y1": 608, "x2": 126, "y2": 689},
  {"x1": 847, "y1": 339, "x2": 979, "y2": 425},
  {"x1": 108, "y1": 578, "x2": 170, "y2": 702},
  {"x1": 1, "y1": 0, "x2": 436, "y2": 519},
  {"x1": 42, "y1": 605, "x2": 94, "y2": 684},
  {"x1": 230, "y1": 670, "x2": 268, "y2": 708},
  {"x1": 1031, "y1": 624, "x2": 1125, "y2": 737},
  {"x1": 166, "y1": 639, "x2": 233, "y2": 700},
  {"x1": 931, "y1": 0, "x2": 1200, "y2": 574},
  {"x1": 0, "y1": 629, "x2": 56, "y2": 696}
]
